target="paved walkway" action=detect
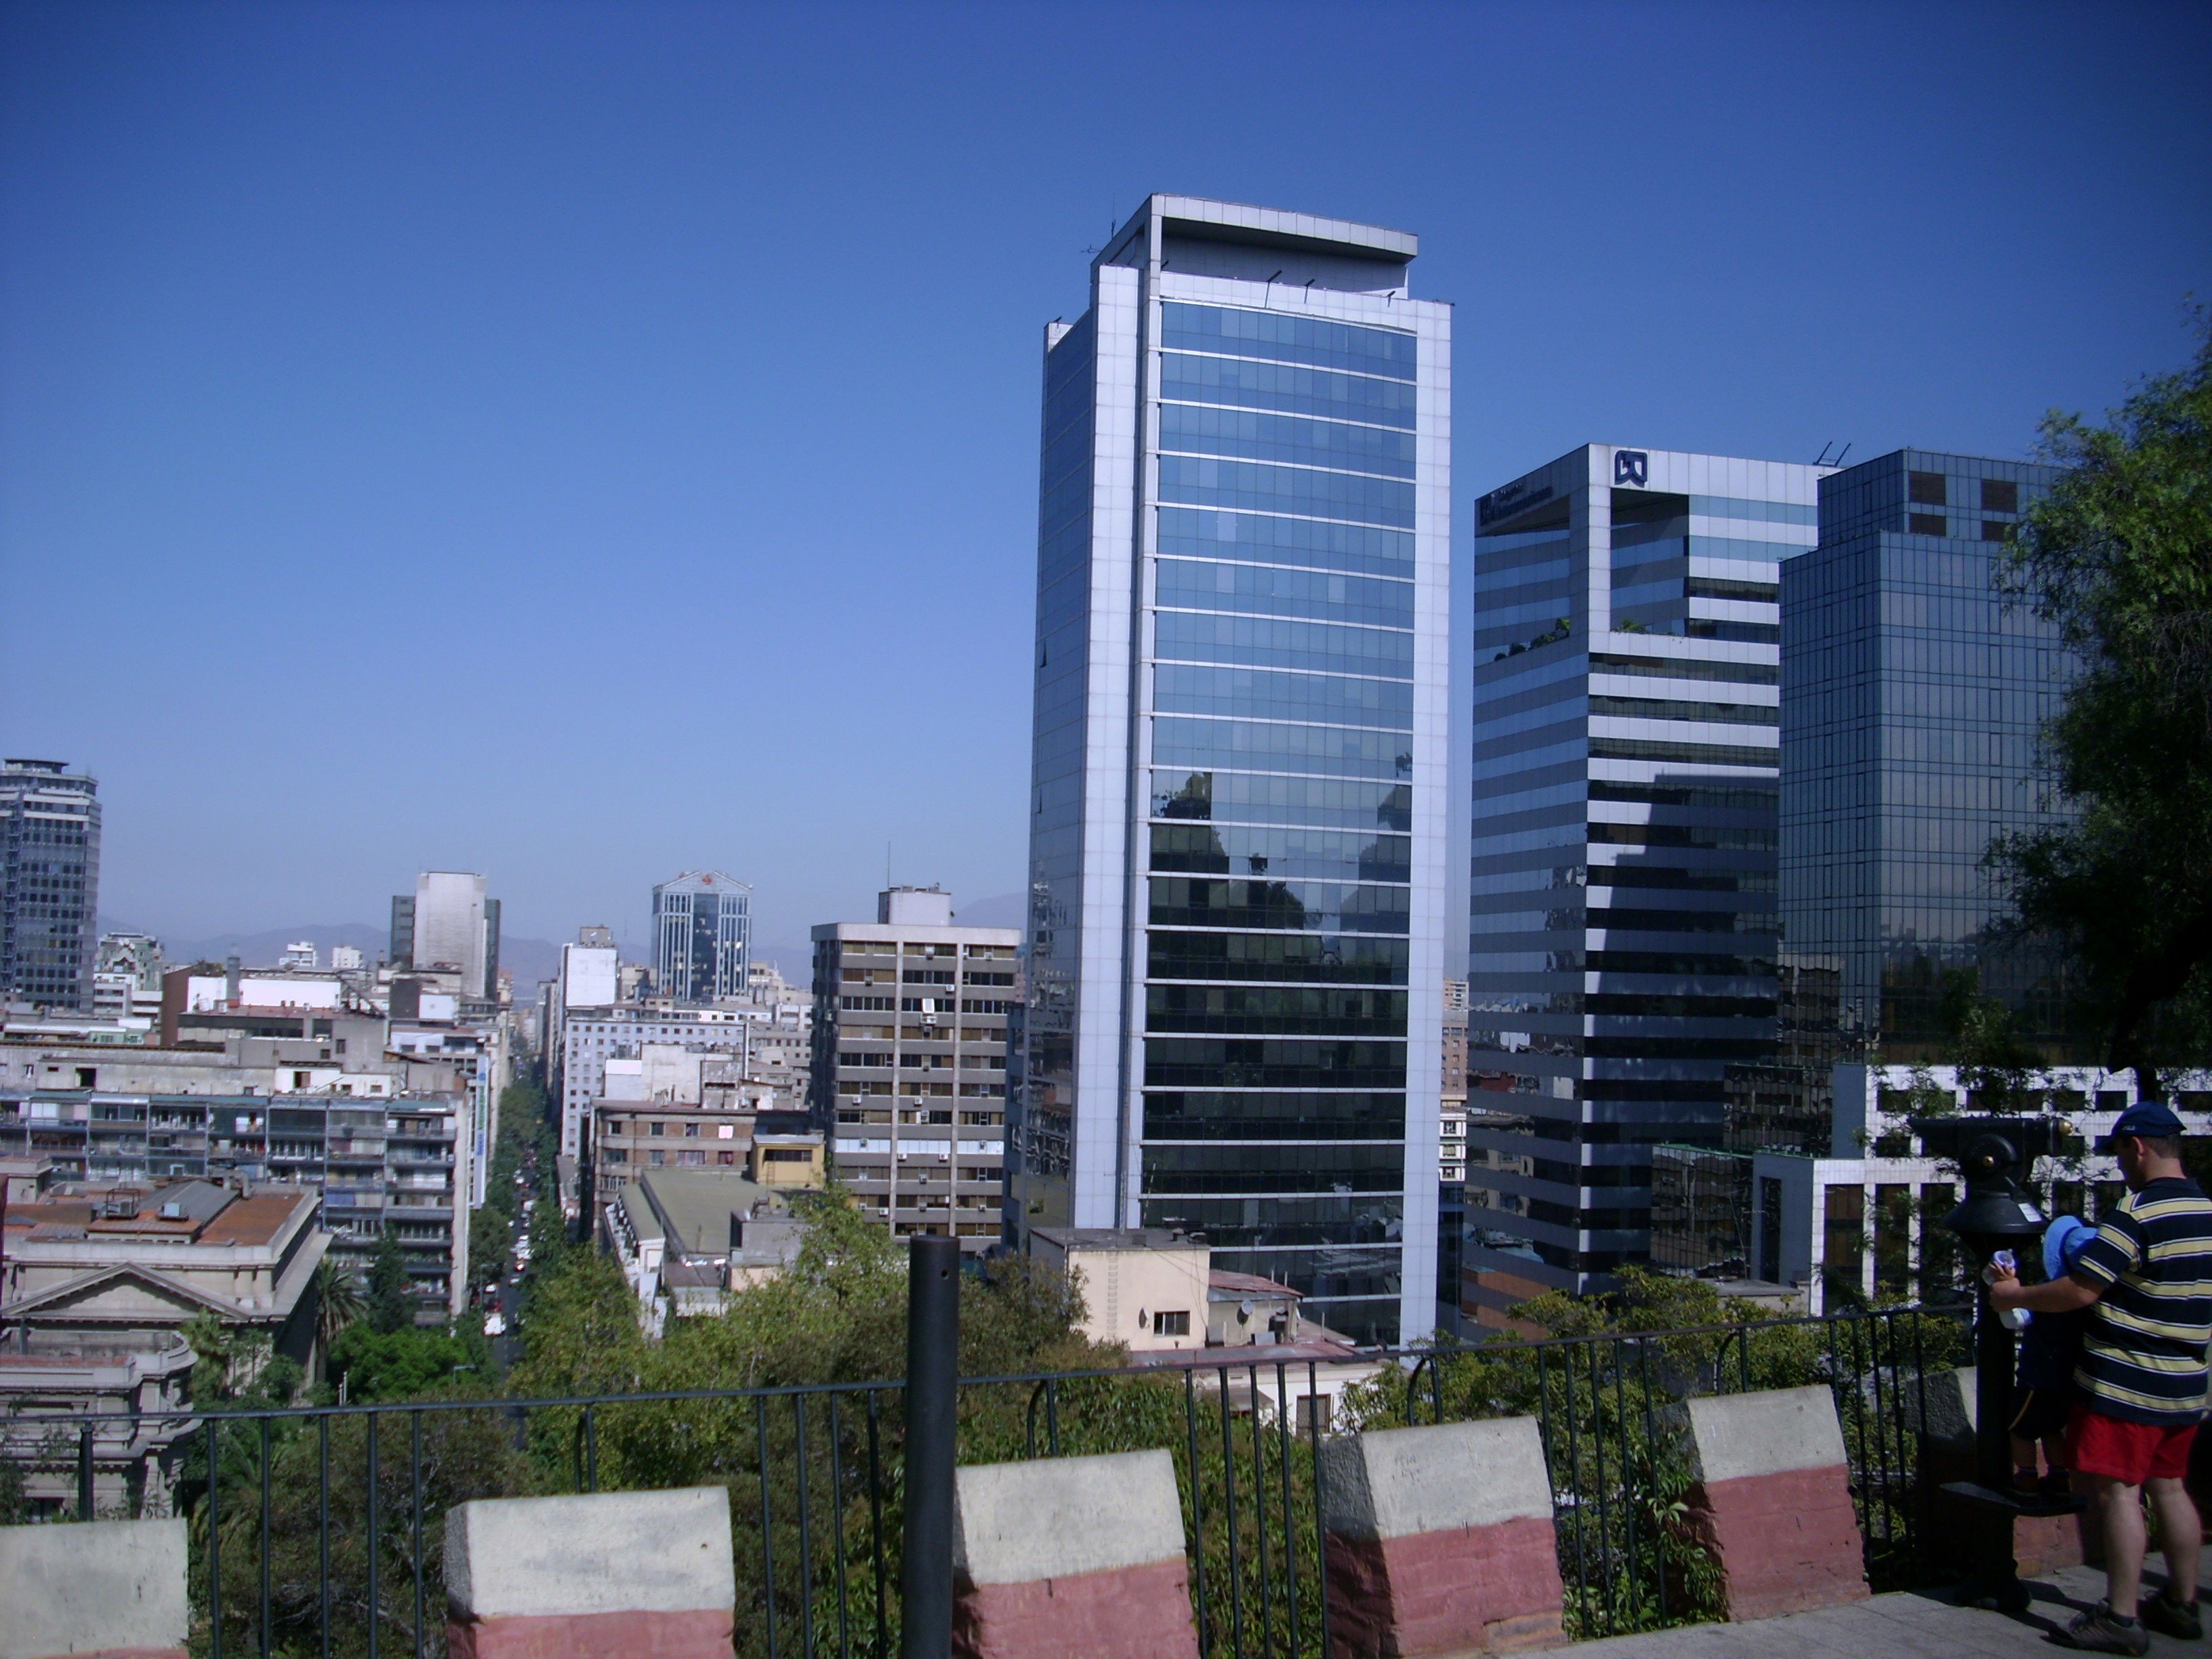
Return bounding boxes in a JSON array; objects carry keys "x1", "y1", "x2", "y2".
[{"x1": 1563, "y1": 1548, "x2": 2209, "y2": 1656}]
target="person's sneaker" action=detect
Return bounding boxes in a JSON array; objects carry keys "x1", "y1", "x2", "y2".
[
  {"x1": 2140, "y1": 1589, "x2": 2202, "y2": 1641},
  {"x1": 2066, "y1": 1602, "x2": 2150, "y2": 1654}
]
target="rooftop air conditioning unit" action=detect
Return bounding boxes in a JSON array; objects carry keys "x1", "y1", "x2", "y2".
[{"x1": 160, "y1": 1202, "x2": 183, "y2": 1219}]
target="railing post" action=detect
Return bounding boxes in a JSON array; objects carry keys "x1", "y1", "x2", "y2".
[{"x1": 899, "y1": 1234, "x2": 959, "y2": 1659}]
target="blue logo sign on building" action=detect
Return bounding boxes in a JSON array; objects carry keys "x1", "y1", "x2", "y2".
[{"x1": 1614, "y1": 450, "x2": 1650, "y2": 488}]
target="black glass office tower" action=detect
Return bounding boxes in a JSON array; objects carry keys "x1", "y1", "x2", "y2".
[
  {"x1": 1010, "y1": 197, "x2": 1452, "y2": 1345},
  {"x1": 0, "y1": 758, "x2": 101, "y2": 1012},
  {"x1": 1780, "y1": 449, "x2": 2072, "y2": 1062},
  {"x1": 1462, "y1": 447, "x2": 1826, "y2": 1322},
  {"x1": 652, "y1": 872, "x2": 752, "y2": 1004}
]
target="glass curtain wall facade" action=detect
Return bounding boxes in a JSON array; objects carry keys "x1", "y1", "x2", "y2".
[
  {"x1": 1463, "y1": 447, "x2": 1826, "y2": 1322},
  {"x1": 0, "y1": 759, "x2": 101, "y2": 1012},
  {"x1": 1780, "y1": 450, "x2": 2071, "y2": 1062},
  {"x1": 651, "y1": 872, "x2": 753, "y2": 1004},
  {"x1": 1012, "y1": 196, "x2": 1451, "y2": 1345}
]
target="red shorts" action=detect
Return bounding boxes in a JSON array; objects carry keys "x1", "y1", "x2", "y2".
[{"x1": 2067, "y1": 1401, "x2": 2199, "y2": 1485}]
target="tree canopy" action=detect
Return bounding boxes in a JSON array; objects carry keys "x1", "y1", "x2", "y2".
[
  {"x1": 1992, "y1": 316, "x2": 2212, "y2": 1091},
  {"x1": 364, "y1": 1228, "x2": 414, "y2": 1335}
]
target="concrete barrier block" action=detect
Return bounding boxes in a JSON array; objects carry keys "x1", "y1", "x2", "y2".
[
  {"x1": 445, "y1": 1487, "x2": 735, "y2": 1659},
  {"x1": 1318, "y1": 1416, "x2": 1563, "y2": 1657},
  {"x1": 952, "y1": 1448, "x2": 1197, "y2": 1659},
  {"x1": 1675, "y1": 1385, "x2": 1868, "y2": 1620},
  {"x1": 0, "y1": 1517, "x2": 189, "y2": 1659}
]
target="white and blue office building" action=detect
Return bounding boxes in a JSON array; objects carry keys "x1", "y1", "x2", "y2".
[
  {"x1": 1010, "y1": 196, "x2": 1452, "y2": 1345},
  {"x1": 1462, "y1": 446, "x2": 1828, "y2": 1321}
]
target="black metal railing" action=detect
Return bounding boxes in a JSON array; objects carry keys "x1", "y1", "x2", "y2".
[{"x1": 1, "y1": 1303, "x2": 1969, "y2": 1659}]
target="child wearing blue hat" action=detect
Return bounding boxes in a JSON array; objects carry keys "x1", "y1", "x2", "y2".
[{"x1": 2009, "y1": 1213, "x2": 2097, "y2": 1496}]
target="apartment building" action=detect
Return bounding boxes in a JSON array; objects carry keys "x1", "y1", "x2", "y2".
[{"x1": 811, "y1": 887, "x2": 1017, "y2": 1252}]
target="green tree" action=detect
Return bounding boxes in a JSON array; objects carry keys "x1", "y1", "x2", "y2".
[
  {"x1": 1991, "y1": 315, "x2": 2212, "y2": 1094},
  {"x1": 365, "y1": 1227, "x2": 414, "y2": 1334},
  {"x1": 327, "y1": 1324, "x2": 489, "y2": 1403},
  {"x1": 312, "y1": 1256, "x2": 366, "y2": 1362}
]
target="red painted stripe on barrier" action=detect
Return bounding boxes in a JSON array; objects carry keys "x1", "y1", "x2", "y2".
[
  {"x1": 1690, "y1": 1465, "x2": 1868, "y2": 1620},
  {"x1": 445, "y1": 1607, "x2": 735, "y2": 1659},
  {"x1": 1324, "y1": 1516, "x2": 1565, "y2": 1658},
  {"x1": 952, "y1": 1555, "x2": 1198, "y2": 1659}
]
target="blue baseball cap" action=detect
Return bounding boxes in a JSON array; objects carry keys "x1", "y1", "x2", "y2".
[
  {"x1": 2043, "y1": 1215, "x2": 2096, "y2": 1280},
  {"x1": 2104, "y1": 1101, "x2": 2186, "y2": 1147}
]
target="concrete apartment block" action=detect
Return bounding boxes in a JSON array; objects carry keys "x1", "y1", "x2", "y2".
[
  {"x1": 1672, "y1": 1385, "x2": 1868, "y2": 1619},
  {"x1": 444, "y1": 1487, "x2": 736, "y2": 1659},
  {"x1": 951, "y1": 1448, "x2": 1199, "y2": 1659},
  {"x1": 1317, "y1": 1417, "x2": 1563, "y2": 1656},
  {"x1": 0, "y1": 1516, "x2": 188, "y2": 1659}
]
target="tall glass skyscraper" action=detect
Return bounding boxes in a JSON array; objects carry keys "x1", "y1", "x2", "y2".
[
  {"x1": 1462, "y1": 447, "x2": 1827, "y2": 1322},
  {"x1": 1780, "y1": 449, "x2": 2070, "y2": 1061},
  {"x1": 1, "y1": 758, "x2": 101, "y2": 1012},
  {"x1": 1010, "y1": 197, "x2": 1452, "y2": 1345},
  {"x1": 652, "y1": 871, "x2": 752, "y2": 1004}
]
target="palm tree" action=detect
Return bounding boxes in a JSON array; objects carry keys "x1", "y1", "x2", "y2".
[{"x1": 313, "y1": 1257, "x2": 366, "y2": 1377}]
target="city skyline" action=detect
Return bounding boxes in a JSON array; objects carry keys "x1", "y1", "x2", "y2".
[{"x1": 5, "y1": 6, "x2": 2206, "y2": 949}]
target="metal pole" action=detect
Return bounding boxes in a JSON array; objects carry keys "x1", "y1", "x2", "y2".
[
  {"x1": 77, "y1": 1421, "x2": 94, "y2": 1519},
  {"x1": 898, "y1": 1235, "x2": 959, "y2": 1659}
]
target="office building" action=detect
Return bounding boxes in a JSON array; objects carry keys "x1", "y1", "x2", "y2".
[
  {"x1": 390, "y1": 872, "x2": 500, "y2": 1000},
  {"x1": 1780, "y1": 449, "x2": 2070, "y2": 1064},
  {"x1": 1751, "y1": 1067, "x2": 2209, "y2": 1312},
  {"x1": 813, "y1": 886, "x2": 1017, "y2": 1252},
  {"x1": 563, "y1": 931, "x2": 620, "y2": 1008},
  {"x1": 1010, "y1": 197, "x2": 1451, "y2": 1345},
  {"x1": 651, "y1": 872, "x2": 752, "y2": 1004},
  {"x1": 1462, "y1": 445, "x2": 1828, "y2": 1324},
  {"x1": 1, "y1": 760, "x2": 102, "y2": 1013},
  {"x1": 589, "y1": 1050, "x2": 779, "y2": 1206},
  {"x1": 555, "y1": 1004, "x2": 761, "y2": 1162}
]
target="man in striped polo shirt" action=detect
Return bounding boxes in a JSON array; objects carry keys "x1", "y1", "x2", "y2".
[{"x1": 1992, "y1": 1100, "x2": 2211, "y2": 1652}]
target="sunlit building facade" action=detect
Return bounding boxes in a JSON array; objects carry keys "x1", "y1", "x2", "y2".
[
  {"x1": 1779, "y1": 448, "x2": 2069, "y2": 1061},
  {"x1": 1010, "y1": 196, "x2": 1452, "y2": 1345},
  {"x1": 1462, "y1": 446, "x2": 1827, "y2": 1322},
  {"x1": 651, "y1": 872, "x2": 752, "y2": 1004}
]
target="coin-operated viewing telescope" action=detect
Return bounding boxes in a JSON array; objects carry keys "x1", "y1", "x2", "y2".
[{"x1": 1907, "y1": 1113, "x2": 2086, "y2": 1611}]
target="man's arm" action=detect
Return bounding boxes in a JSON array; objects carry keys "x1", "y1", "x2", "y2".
[{"x1": 1988, "y1": 1269, "x2": 2102, "y2": 1313}]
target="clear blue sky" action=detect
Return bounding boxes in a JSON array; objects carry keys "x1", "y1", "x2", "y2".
[{"x1": 5, "y1": 1, "x2": 2207, "y2": 960}]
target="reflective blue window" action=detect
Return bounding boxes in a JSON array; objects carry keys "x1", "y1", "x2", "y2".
[
  {"x1": 1152, "y1": 717, "x2": 1410, "y2": 781},
  {"x1": 1156, "y1": 559, "x2": 1414, "y2": 629},
  {"x1": 1153, "y1": 663, "x2": 1412, "y2": 729},
  {"x1": 1150, "y1": 770, "x2": 1411, "y2": 832},
  {"x1": 1159, "y1": 403, "x2": 1415, "y2": 478},
  {"x1": 1158, "y1": 456, "x2": 1414, "y2": 529},
  {"x1": 1153, "y1": 611, "x2": 1414, "y2": 677},
  {"x1": 1157, "y1": 508, "x2": 1412, "y2": 578},
  {"x1": 1151, "y1": 821, "x2": 1412, "y2": 884},
  {"x1": 1160, "y1": 352, "x2": 1417, "y2": 428},
  {"x1": 1161, "y1": 302, "x2": 1416, "y2": 380}
]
